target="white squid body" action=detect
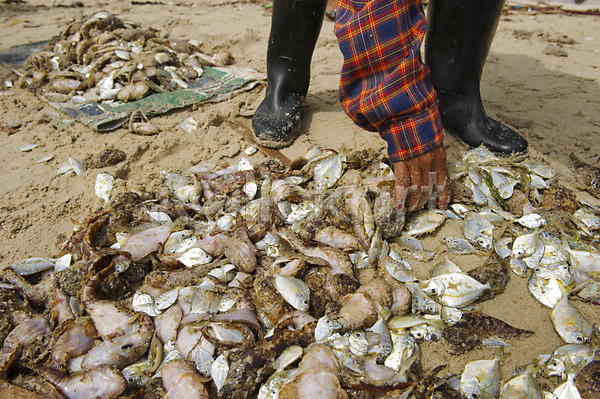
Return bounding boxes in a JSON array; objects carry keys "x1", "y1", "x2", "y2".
[
  {"x1": 155, "y1": 303, "x2": 183, "y2": 344},
  {"x1": 162, "y1": 359, "x2": 210, "y2": 399},
  {"x1": 279, "y1": 345, "x2": 348, "y2": 399}
]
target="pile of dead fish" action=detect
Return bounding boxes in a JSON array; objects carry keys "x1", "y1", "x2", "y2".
[
  {"x1": 1, "y1": 146, "x2": 599, "y2": 399},
  {"x1": 17, "y1": 11, "x2": 233, "y2": 104}
]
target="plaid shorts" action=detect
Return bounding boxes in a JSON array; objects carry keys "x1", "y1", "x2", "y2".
[{"x1": 335, "y1": 0, "x2": 443, "y2": 162}]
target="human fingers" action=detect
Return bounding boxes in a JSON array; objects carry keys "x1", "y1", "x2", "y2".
[
  {"x1": 431, "y1": 146, "x2": 450, "y2": 209},
  {"x1": 405, "y1": 159, "x2": 424, "y2": 213},
  {"x1": 393, "y1": 160, "x2": 410, "y2": 210},
  {"x1": 414, "y1": 153, "x2": 434, "y2": 211}
]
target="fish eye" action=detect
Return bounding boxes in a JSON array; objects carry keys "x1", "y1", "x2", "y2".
[
  {"x1": 354, "y1": 332, "x2": 362, "y2": 338},
  {"x1": 534, "y1": 267, "x2": 541, "y2": 272},
  {"x1": 303, "y1": 299, "x2": 309, "y2": 306},
  {"x1": 414, "y1": 331, "x2": 423, "y2": 339},
  {"x1": 576, "y1": 336, "x2": 585, "y2": 343},
  {"x1": 428, "y1": 288, "x2": 438, "y2": 296},
  {"x1": 470, "y1": 393, "x2": 479, "y2": 399},
  {"x1": 426, "y1": 305, "x2": 436, "y2": 314}
]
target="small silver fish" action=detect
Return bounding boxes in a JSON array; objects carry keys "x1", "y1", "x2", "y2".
[
  {"x1": 550, "y1": 295, "x2": 593, "y2": 344},
  {"x1": 405, "y1": 282, "x2": 441, "y2": 315},
  {"x1": 404, "y1": 209, "x2": 446, "y2": 236},
  {"x1": 460, "y1": 350, "x2": 505, "y2": 399},
  {"x1": 384, "y1": 330, "x2": 419, "y2": 372},
  {"x1": 442, "y1": 236, "x2": 476, "y2": 254},
  {"x1": 10, "y1": 257, "x2": 55, "y2": 276},
  {"x1": 499, "y1": 362, "x2": 543, "y2": 399},
  {"x1": 512, "y1": 231, "x2": 540, "y2": 259},
  {"x1": 315, "y1": 315, "x2": 342, "y2": 341},
  {"x1": 463, "y1": 212, "x2": 494, "y2": 251},
  {"x1": 313, "y1": 151, "x2": 345, "y2": 190},
  {"x1": 545, "y1": 343, "x2": 596, "y2": 380},
  {"x1": 516, "y1": 214, "x2": 546, "y2": 229},
  {"x1": 211, "y1": 353, "x2": 229, "y2": 392},
  {"x1": 274, "y1": 275, "x2": 310, "y2": 311},
  {"x1": 430, "y1": 257, "x2": 462, "y2": 278},
  {"x1": 528, "y1": 275, "x2": 567, "y2": 308},
  {"x1": 421, "y1": 272, "x2": 490, "y2": 308},
  {"x1": 122, "y1": 358, "x2": 151, "y2": 387},
  {"x1": 131, "y1": 291, "x2": 162, "y2": 317}
]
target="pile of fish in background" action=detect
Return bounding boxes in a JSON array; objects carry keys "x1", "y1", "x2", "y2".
[
  {"x1": 17, "y1": 11, "x2": 234, "y2": 104},
  {"x1": 1, "y1": 146, "x2": 599, "y2": 399}
]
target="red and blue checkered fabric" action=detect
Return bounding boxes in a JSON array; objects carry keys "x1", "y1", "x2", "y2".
[{"x1": 334, "y1": 0, "x2": 444, "y2": 162}]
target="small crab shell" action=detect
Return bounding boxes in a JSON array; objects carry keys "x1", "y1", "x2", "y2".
[{"x1": 274, "y1": 275, "x2": 310, "y2": 311}]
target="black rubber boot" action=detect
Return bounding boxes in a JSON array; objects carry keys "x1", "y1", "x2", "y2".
[
  {"x1": 252, "y1": 0, "x2": 327, "y2": 149},
  {"x1": 425, "y1": 0, "x2": 528, "y2": 153}
]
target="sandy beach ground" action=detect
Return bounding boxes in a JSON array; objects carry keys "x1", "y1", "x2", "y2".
[{"x1": 0, "y1": 0, "x2": 599, "y2": 395}]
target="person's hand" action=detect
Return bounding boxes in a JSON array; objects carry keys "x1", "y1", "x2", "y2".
[{"x1": 393, "y1": 146, "x2": 450, "y2": 213}]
